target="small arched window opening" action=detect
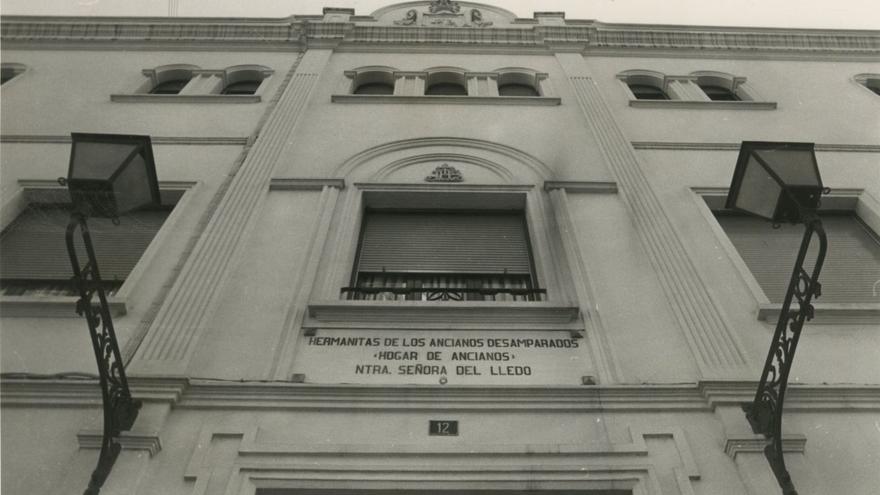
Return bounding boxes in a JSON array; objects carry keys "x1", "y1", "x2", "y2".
[
  {"x1": 495, "y1": 69, "x2": 541, "y2": 97},
  {"x1": 221, "y1": 66, "x2": 271, "y2": 95},
  {"x1": 147, "y1": 65, "x2": 198, "y2": 95},
  {"x1": 425, "y1": 70, "x2": 467, "y2": 96},
  {"x1": 350, "y1": 68, "x2": 396, "y2": 95}
]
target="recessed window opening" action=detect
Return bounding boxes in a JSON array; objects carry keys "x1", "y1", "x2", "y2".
[
  {"x1": 1, "y1": 65, "x2": 25, "y2": 85},
  {"x1": 628, "y1": 83, "x2": 668, "y2": 100},
  {"x1": 150, "y1": 78, "x2": 189, "y2": 95},
  {"x1": 498, "y1": 83, "x2": 539, "y2": 97},
  {"x1": 0, "y1": 203, "x2": 173, "y2": 297},
  {"x1": 714, "y1": 210, "x2": 880, "y2": 304},
  {"x1": 346, "y1": 209, "x2": 542, "y2": 302},
  {"x1": 221, "y1": 80, "x2": 261, "y2": 95},
  {"x1": 425, "y1": 82, "x2": 467, "y2": 95},
  {"x1": 700, "y1": 84, "x2": 739, "y2": 101},
  {"x1": 354, "y1": 82, "x2": 394, "y2": 95}
]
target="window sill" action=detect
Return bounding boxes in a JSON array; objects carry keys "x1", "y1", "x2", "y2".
[
  {"x1": 629, "y1": 100, "x2": 776, "y2": 110},
  {"x1": 307, "y1": 301, "x2": 581, "y2": 330},
  {"x1": 331, "y1": 94, "x2": 561, "y2": 106},
  {"x1": 757, "y1": 303, "x2": 880, "y2": 325},
  {"x1": 110, "y1": 94, "x2": 261, "y2": 103},
  {"x1": 0, "y1": 295, "x2": 126, "y2": 318}
]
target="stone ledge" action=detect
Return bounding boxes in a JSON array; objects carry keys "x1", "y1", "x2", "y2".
[
  {"x1": 331, "y1": 94, "x2": 561, "y2": 105},
  {"x1": 110, "y1": 94, "x2": 260, "y2": 103},
  {"x1": 629, "y1": 99, "x2": 777, "y2": 110}
]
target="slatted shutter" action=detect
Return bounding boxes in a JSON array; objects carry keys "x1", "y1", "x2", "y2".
[
  {"x1": 716, "y1": 213, "x2": 880, "y2": 303},
  {"x1": 356, "y1": 211, "x2": 533, "y2": 275},
  {"x1": 0, "y1": 204, "x2": 169, "y2": 283}
]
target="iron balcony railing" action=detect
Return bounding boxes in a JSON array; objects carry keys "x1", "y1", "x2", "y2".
[{"x1": 342, "y1": 273, "x2": 545, "y2": 302}]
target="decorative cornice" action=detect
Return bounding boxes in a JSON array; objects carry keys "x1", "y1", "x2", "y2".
[
  {"x1": 2, "y1": 16, "x2": 877, "y2": 57},
  {"x1": 3, "y1": 378, "x2": 879, "y2": 412},
  {"x1": 1, "y1": 135, "x2": 249, "y2": 146}
]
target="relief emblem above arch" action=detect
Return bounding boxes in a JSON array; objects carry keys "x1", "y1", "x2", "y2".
[{"x1": 374, "y1": 1, "x2": 515, "y2": 28}]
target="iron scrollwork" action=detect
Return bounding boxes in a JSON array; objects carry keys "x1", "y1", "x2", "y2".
[
  {"x1": 66, "y1": 213, "x2": 141, "y2": 495},
  {"x1": 743, "y1": 213, "x2": 827, "y2": 495}
]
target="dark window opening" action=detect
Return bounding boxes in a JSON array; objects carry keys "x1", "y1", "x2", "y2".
[
  {"x1": 715, "y1": 211, "x2": 880, "y2": 304},
  {"x1": 498, "y1": 83, "x2": 539, "y2": 97},
  {"x1": 700, "y1": 84, "x2": 740, "y2": 101},
  {"x1": 0, "y1": 204, "x2": 171, "y2": 297},
  {"x1": 150, "y1": 78, "x2": 190, "y2": 95},
  {"x1": 354, "y1": 82, "x2": 395, "y2": 95},
  {"x1": 425, "y1": 82, "x2": 467, "y2": 96},
  {"x1": 628, "y1": 83, "x2": 668, "y2": 100},
  {"x1": 222, "y1": 80, "x2": 261, "y2": 95},
  {"x1": 344, "y1": 210, "x2": 544, "y2": 302}
]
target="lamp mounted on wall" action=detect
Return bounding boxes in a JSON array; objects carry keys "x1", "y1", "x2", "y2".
[
  {"x1": 726, "y1": 141, "x2": 829, "y2": 495},
  {"x1": 60, "y1": 132, "x2": 160, "y2": 495}
]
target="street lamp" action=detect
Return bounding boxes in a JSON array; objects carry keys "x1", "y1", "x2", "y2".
[
  {"x1": 726, "y1": 141, "x2": 828, "y2": 495},
  {"x1": 60, "y1": 132, "x2": 160, "y2": 495}
]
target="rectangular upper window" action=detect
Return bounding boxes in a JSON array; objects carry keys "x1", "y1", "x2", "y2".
[
  {"x1": 0, "y1": 204, "x2": 170, "y2": 297},
  {"x1": 715, "y1": 212, "x2": 880, "y2": 304},
  {"x1": 344, "y1": 210, "x2": 543, "y2": 302}
]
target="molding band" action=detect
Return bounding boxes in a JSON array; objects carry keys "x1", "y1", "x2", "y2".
[
  {"x1": 0, "y1": 135, "x2": 250, "y2": 145},
  {"x1": 269, "y1": 178, "x2": 346, "y2": 191},
  {"x1": 544, "y1": 181, "x2": 618, "y2": 193}
]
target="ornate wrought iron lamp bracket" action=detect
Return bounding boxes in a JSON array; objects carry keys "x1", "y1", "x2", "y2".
[
  {"x1": 743, "y1": 210, "x2": 827, "y2": 495},
  {"x1": 66, "y1": 211, "x2": 141, "y2": 495}
]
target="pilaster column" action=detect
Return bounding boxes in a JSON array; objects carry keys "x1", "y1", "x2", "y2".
[
  {"x1": 132, "y1": 50, "x2": 333, "y2": 375},
  {"x1": 556, "y1": 53, "x2": 748, "y2": 377}
]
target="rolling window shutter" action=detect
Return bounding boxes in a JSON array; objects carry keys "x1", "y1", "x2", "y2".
[
  {"x1": 356, "y1": 211, "x2": 532, "y2": 275},
  {"x1": 717, "y1": 213, "x2": 880, "y2": 303},
  {"x1": 0, "y1": 205, "x2": 169, "y2": 282}
]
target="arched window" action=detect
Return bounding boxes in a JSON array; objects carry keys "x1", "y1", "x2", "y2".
[
  {"x1": 221, "y1": 65, "x2": 272, "y2": 95},
  {"x1": 691, "y1": 72, "x2": 747, "y2": 102},
  {"x1": 618, "y1": 71, "x2": 669, "y2": 100},
  {"x1": 348, "y1": 67, "x2": 397, "y2": 95},
  {"x1": 425, "y1": 69, "x2": 467, "y2": 96},
  {"x1": 495, "y1": 69, "x2": 541, "y2": 97}
]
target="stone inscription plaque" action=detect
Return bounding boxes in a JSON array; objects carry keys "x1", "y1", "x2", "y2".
[{"x1": 295, "y1": 330, "x2": 590, "y2": 385}]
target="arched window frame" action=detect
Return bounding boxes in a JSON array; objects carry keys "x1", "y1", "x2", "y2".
[
  {"x1": 617, "y1": 70, "x2": 672, "y2": 101},
  {"x1": 690, "y1": 71, "x2": 752, "y2": 101},
  {"x1": 216, "y1": 65, "x2": 273, "y2": 96},
  {"x1": 424, "y1": 67, "x2": 469, "y2": 96},
  {"x1": 854, "y1": 73, "x2": 880, "y2": 97},
  {"x1": 344, "y1": 66, "x2": 399, "y2": 95},
  {"x1": 493, "y1": 68, "x2": 546, "y2": 97},
  {"x1": 138, "y1": 64, "x2": 200, "y2": 95}
]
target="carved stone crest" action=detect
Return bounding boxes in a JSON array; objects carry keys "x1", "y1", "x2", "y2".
[
  {"x1": 429, "y1": 0, "x2": 461, "y2": 14},
  {"x1": 425, "y1": 164, "x2": 464, "y2": 182},
  {"x1": 391, "y1": 2, "x2": 492, "y2": 28}
]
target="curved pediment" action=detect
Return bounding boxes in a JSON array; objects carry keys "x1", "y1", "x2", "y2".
[{"x1": 370, "y1": 1, "x2": 517, "y2": 28}]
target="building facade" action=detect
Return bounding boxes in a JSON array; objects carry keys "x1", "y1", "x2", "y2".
[{"x1": 2, "y1": 2, "x2": 879, "y2": 494}]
